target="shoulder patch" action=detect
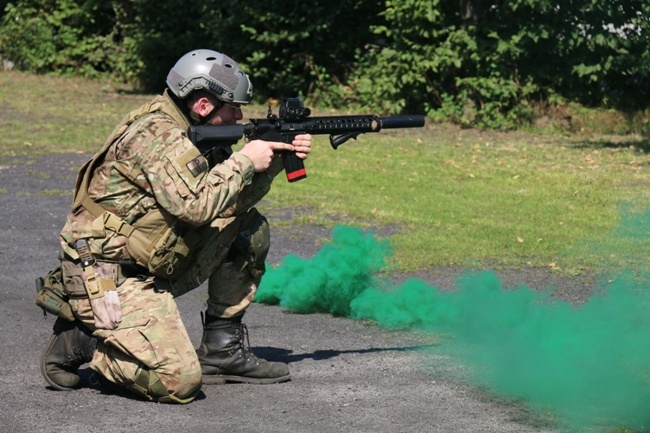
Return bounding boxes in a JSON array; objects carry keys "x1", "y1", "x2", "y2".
[
  {"x1": 186, "y1": 155, "x2": 209, "y2": 177},
  {"x1": 175, "y1": 146, "x2": 207, "y2": 180}
]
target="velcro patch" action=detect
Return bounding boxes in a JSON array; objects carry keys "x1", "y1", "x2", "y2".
[{"x1": 186, "y1": 155, "x2": 209, "y2": 177}]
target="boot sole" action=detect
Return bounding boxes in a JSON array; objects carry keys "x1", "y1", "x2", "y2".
[
  {"x1": 40, "y1": 332, "x2": 77, "y2": 391},
  {"x1": 202, "y1": 374, "x2": 291, "y2": 385}
]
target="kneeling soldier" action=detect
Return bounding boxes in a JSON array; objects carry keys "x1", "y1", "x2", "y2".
[{"x1": 38, "y1": 49, "x2": 312, "y2": 403}]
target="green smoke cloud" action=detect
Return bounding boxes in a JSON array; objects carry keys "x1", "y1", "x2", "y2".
[
  {"x1": 256, "y1": 225, "x2": 650, "y2": 431},
  {"x1": 255, "y1": 225, "x2": 392, "y2": 316}
]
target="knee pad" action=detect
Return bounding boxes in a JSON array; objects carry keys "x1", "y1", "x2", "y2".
[{"x1": 128, "y1": 367, "x2": 199, "y2": 404}]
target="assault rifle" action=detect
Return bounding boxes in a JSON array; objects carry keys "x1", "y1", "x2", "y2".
[{"x1": 188, "y1": 97, "x2": 425, "y2": 182}]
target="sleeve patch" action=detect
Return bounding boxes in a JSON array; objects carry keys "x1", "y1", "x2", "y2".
[
  {"x1": 186, "y1": 155, "x2": 209, "y2": 178},
  {"x1": 170, "y1": 147, "x2": 207, "y2": 193}
]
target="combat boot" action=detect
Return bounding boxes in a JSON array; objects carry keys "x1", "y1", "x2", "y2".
[
  {"x1": 196, "y1": 314, "x2": 290, "y2": 385},
  {"x1": 41, "y1": 317, "x2": 97, "y2": 390}
]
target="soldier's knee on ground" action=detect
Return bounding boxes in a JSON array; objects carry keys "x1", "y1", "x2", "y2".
[{"x1": 126, "y1": 365, "x2": 202, "y2": 404}]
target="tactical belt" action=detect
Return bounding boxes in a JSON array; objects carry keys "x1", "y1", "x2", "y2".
[{"x1": 61, "y1": 252, "x2": 150, "y2": 298}]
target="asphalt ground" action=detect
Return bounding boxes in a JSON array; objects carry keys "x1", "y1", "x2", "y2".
[{"x1": 0, "y1": 153, "x2": 584, "y2": 433}]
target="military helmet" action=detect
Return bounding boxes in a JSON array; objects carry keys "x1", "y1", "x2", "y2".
[{"x1": 166, "y1": 49, "x2": 253, "y2": 104}]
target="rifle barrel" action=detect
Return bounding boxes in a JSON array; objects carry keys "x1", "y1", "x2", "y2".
[{"x1": 380, "y1": 115, "x2": 425, "y2": 129}]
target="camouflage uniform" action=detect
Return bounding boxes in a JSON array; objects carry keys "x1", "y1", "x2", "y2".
[{"x1": 58, "y1": 90, "x2": 283, "y2": 403}]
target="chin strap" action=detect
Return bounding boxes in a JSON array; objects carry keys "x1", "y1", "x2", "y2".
[
  {"x1": 168, "y1": 86, "x2": 231, "y2": 126},
  {"x1": 188, "y1": 96, "x2": 225, "y2": 125}
]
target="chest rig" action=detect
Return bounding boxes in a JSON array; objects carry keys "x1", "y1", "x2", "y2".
[{"x1": 70, "y1": 95, "x2": 203, "y2": 279}]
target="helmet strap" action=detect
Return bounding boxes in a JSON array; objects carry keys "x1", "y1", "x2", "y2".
[
  {"x1": 167, "y1": 87, "x2": 224, "y2": 125},
  {"x1": 196, "y1": 100, "x2": 224, "y2": 125}
]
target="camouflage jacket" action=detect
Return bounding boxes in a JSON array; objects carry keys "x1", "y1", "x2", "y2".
[{"x1": 60, "y1": 90, "x2": 284, "y2": 262}]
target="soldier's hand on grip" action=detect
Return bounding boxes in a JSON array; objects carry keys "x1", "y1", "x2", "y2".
[{"x1": 239, "y1": 139, "x2": 295, "y2": 172}]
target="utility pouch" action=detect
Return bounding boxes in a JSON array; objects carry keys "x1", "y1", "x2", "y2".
[
  {"x1": 125, "y1": 210, "x2": 200, "y2": 280},
  {"x1": 35, "y1": 267, "x2": 75, "y2": 321}
]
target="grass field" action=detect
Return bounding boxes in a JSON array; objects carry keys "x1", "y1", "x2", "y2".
[{"x1": 2, "y1": 70, "x2": 650, "y2": 274}]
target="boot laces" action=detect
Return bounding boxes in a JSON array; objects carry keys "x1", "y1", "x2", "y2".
[
  {"x1": 61, "y1": 346, "x2": 93, "y2": 368},
  {"x1": 234, "y1": 323, "x2": 262, "y2": 365}
]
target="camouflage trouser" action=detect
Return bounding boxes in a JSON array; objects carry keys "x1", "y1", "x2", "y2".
[
  {"x1": 170, "y1": 208, "x2": 270, "y2": 319},
  {"x1": 69, "y1": 276, "x2": 201, "y2": 403},
  {"x1": 60, "y1": 208, "x2": 270, "y2": 402}
]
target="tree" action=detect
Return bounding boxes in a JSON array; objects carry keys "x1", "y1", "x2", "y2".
[
  {"x1": 333, "y1": 0, "x2": 650, "y2": 125},
  {"x1": 0, "y1": 0, "x2": 117, "y2": 76},
  {"x1": 1, "y1": 0, "x2": 648, "y2": 127}
]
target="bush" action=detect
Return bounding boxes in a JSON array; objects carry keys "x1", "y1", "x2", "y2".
[
  {"x1": 0, "y1": 0, "x2": 116, "y2": 77},
  {"x1": 326, "y1": 0, "x2": 650, "y2": 127},
  {"x1": 1, "y1": 0, "x2": 648, "y2": 128}
]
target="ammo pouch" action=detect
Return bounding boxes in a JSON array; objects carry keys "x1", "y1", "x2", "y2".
[
  {"x1": 35, "y1": 267, "x2": 75, "y2": 321},
  {"x1": 121, "y1": 209, "x2": 201, "y2": 280},
  {"x1": 87, "y1": 206, "x2": 200, "y2": 281}
]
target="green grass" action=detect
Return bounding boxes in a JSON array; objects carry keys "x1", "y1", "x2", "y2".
[
  {"x1": 0, "y1": 71, "x2": 152, "y2": 157},
  {"x1": 3, "y1": 70, "x2": 650, "y2": 274},
  {"x1": 269, "y1": 128, "x2": 650, "y2": 272}
]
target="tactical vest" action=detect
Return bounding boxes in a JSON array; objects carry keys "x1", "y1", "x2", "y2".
[{"x1": 70, "y1": 96, "x2": 202, "y2": 280}]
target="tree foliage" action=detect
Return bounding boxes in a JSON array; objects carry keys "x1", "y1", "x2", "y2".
[
  {"x1": 333, "y1": 0, "x2": 650, "y2": 127},
  {"x1": 0, "y1": 0, "x2": 115, "y2": 76},
  {"x1": 1, "y1": 0, "x2": 648, "y2": 128},
  {"x1": 198, "y1": 0, "x2": 385, "y2": 103}
]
